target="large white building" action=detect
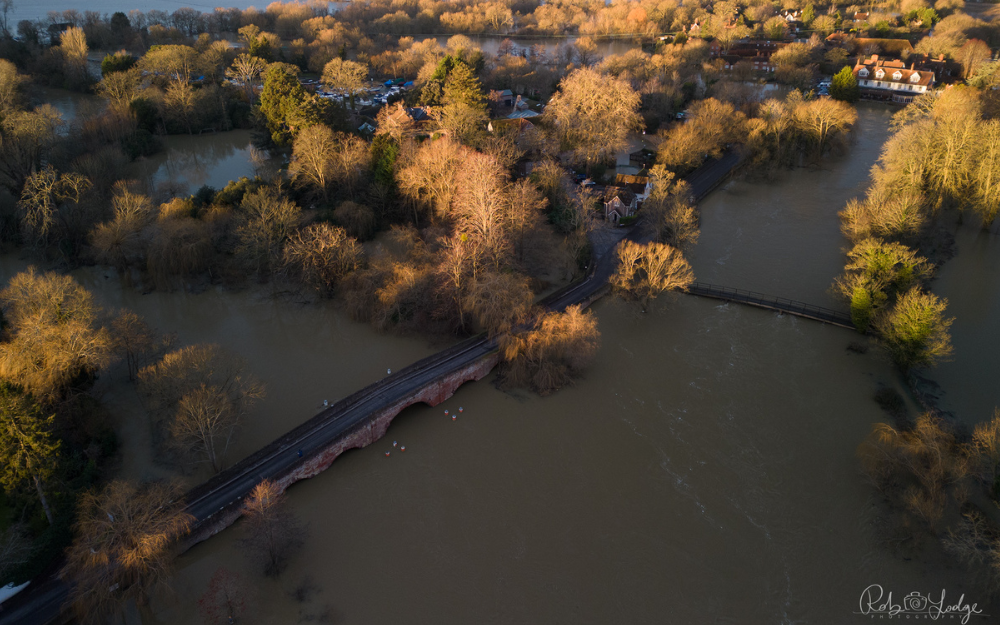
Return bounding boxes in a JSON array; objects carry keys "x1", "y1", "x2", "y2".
[{"x1": 853, "y1": 54, "x2": 935, "y2": 104}]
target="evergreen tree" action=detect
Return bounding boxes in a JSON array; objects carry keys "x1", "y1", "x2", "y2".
[
  {"x1": 440, "y1": 62, "x2": 487, "y2": 144},
  {"x1": 0, "y1": 383, "x2": 60, "y2": 525},
  {"x1": 258, "y1": 64, "x2": 332, "y2": 146},
  {"x1": 802, "y1": 4, "x2": 815, "y2": 25},
  {"x1": 830, "y1": 66, "x2": 860, "y2": 103},
  {"x1": 100, "y1": 51, "x2": 136, "y2": 76}
]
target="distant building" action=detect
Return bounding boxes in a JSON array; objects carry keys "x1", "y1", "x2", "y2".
[
  {"x1": 853, "y1": 54, "x2": 935, "y2": 103},
  {"x1": 603, "y1": 174, "x2": 652, "y2": 223},
  {"x1": 603, "y1": 187, "x2": 637, "y2": 224},
  {"x1": 826, "y1": 34, "x2": 915, "y2": 57},
  {"x1": 375, "y1": 103, "x2": 431, "y2": 140},
  {"x1": 907, "y1": 53, "x2": 957, "y2": 83},
  {"x1": 507, "y1": 109, "x2": 540, "y2": 119}
]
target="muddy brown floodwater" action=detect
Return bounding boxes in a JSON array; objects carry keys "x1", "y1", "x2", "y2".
[{"x1": 3, "y1": 103, "x2": 998, "y2": 623}]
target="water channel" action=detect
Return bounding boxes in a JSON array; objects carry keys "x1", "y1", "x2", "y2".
[{"x1": 3, "y1": 102, "x2": 998, "y2": 622}]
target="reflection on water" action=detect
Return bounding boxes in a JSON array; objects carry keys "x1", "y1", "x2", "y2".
[
  {"x1": 129, "y1": 130, "x2": 259, "y2": 197},
  {"x1": 930, "y1": 227, "x2": 1000, "y2": 425},
  {"x1": 31, "y1": 86, "x2": 102, "y2": 128}
]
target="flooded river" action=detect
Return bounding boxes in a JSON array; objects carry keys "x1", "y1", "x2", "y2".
[
  {"x1": 129, "y1": 130, "x2": 263, "y2": 198},
  {"x1": 102, "y1": 104, "x2": 989, "y2": 622},
  {"x1": 3, "y1": 104, "x2": 997, "y2": 622}
]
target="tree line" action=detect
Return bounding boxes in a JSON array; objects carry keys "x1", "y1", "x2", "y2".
[
  {"x1": 845, "y1": 84, "x2": 1000, "y2": 596},
  {"x1": 0, "y1": 266, "x2": 311, "y2": 623}
]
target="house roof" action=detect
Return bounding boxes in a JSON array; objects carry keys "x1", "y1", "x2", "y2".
[
  {"x1": 405, "y1": 107, "x2": 429, "y2": 121},
  {"x1": 487, "y1": 117, "x2": 535, "y2": 134},
  {"x1": 853, "y1": 55, "x2": 934, "y2": 87},
  {"x1": 507, "y1": 109, "x2": 540, "y2": 119},
  {"x1": 614, "y1": 174, "x2": 649, "y2": 195},
  {"x1": 603, "y1": 186, "x2": 636, "y2": 204}
]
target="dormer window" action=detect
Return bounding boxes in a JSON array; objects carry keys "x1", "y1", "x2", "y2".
[
  {"x1": 909, "y1": 72, "x2": 920, "y2": 83},
  {"x1": 858, "y1": 68, "x2": 869, "y2": 77},
  {"x1": 875, "y1": 69, "x2": 885, "y2": 79},
  {"x1": 892, "y1": 71, "x2": 902, "y2": 80}
]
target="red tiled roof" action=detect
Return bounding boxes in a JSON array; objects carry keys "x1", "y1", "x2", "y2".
[{"x1": 853, "y1": 55, "x2": 934, "y2": 88}]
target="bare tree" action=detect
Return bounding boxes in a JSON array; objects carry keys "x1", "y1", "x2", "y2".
[
  {"x1": 226, "y1": 53, "x2": 267, "y2": 105},
  {"x1": 17, "y1": 165, "x2": 89, "y2": 247},
  {"x1": 333, "y1": 201, "x2": 376, "y2": 240},
  {"x1": 199, "y1": 567, "x2": 250, "y2": 625},
  {"x1": 289, "y1": 124, "x2": 336, "y2": 202},
  {"x1": 59, "y1": 27, "x2": 88, "y2": 86},
  {"x1": 642, "y1": 168, "x2": 698, "y2": 251},
  {"x1": 793, "y1": 97, "x2": 857, "y2": 154},
  {"x1": 610, "y1": 240, "x2": 694, "y2": 311},
  {"x1": 574, "y1": 36, "x2": 598, "y2": 66},
  {"x1": 111, "y1": 310, "x2": 172, "y2": 382},
  {"x1": 942, "y1": 511, "x2": 1000, "y2": 595},
  {"x1": 282, "y1": 222, "x2": 363, "y2": 296},
  {"x1": 839, "y1": 187, "x2": 929, "y2": 245},
  {"x1": 138, "y1": 344, "x2": 264, "y2": 471},
  {"x1": 90, "y1": 181, "x2": 154, "y2": 276},
  {"x1": 857, "y1": 414, "x2": 969, "y2": 530},
  {"x1": 63, "y1": 480, "x2": 194, "y2": 624},
  {"x1": 971, "y1": 411, "x2": 1000, "y2": 487},
  {"x1": 956, "y1": 39, "x2": 992, "y2": 80},
  {"x1": 462, "y1": 272, "x2": 533, "y2": 336},
  {"x1": 453, "y1": 151, "x2": 511, "y2": 269},
  {"x1": 0, "y1": 105, "x2": 64, "y2": 195},
  {"x1": 241, "y1": 479, "x2": 304, "y2": 577},
  {"x1": 397, "y1": 137, "x2": 467, "y2": 223},
  {"x1": 0, "y1": 58, "x2": 25, "y2": 113},
  {"x1": 546, "y1": 68, "x2": 643, "y2": 167},
  {"x1": 234, "y1": 187, "x2": 302, "y2": 277},
  {"x1": 0, "y1": 268, "x2": 113, "y2": 403},
  {"x1": 658, "y1": 98, "x2": 746, "y2": 173},
  {"x1": 498, "y1": 305, "x2": 601, "y2": 395},
  {"x1": 95, "y1": 68, "x2": 141, "y2": 111},
  {"x1": 972, "y1": 119, "x2": 1000, "y2": 228},
  {"x1": 321, "y1": 58, "x2": 368, "y2": 109}
]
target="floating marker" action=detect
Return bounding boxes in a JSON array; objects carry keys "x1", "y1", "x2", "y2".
[
  {"x1": 393, "y1": 441, "x2": 397, "y2": 447},
  {"x1": 387, "y1": 368, "x2": 391, "y2": 375},
  {"x1": 400, "y1": 446, "x2": 405, "y2": 452},
  {"x1": 323, "y1": 399, "x2": 329, "y2": 407},
  {"x1": 458, "y1": 407, "x2": 463, "y2": 413},
  {"x1": 444, "y1": 410, "x2": 449, "y2": 415},
  {"x1": 385, "y1": 451, "x2": 390, "y2": 456},
  {"x1": 452, "y1": 415, "x2": 456, "y2": 421}
]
